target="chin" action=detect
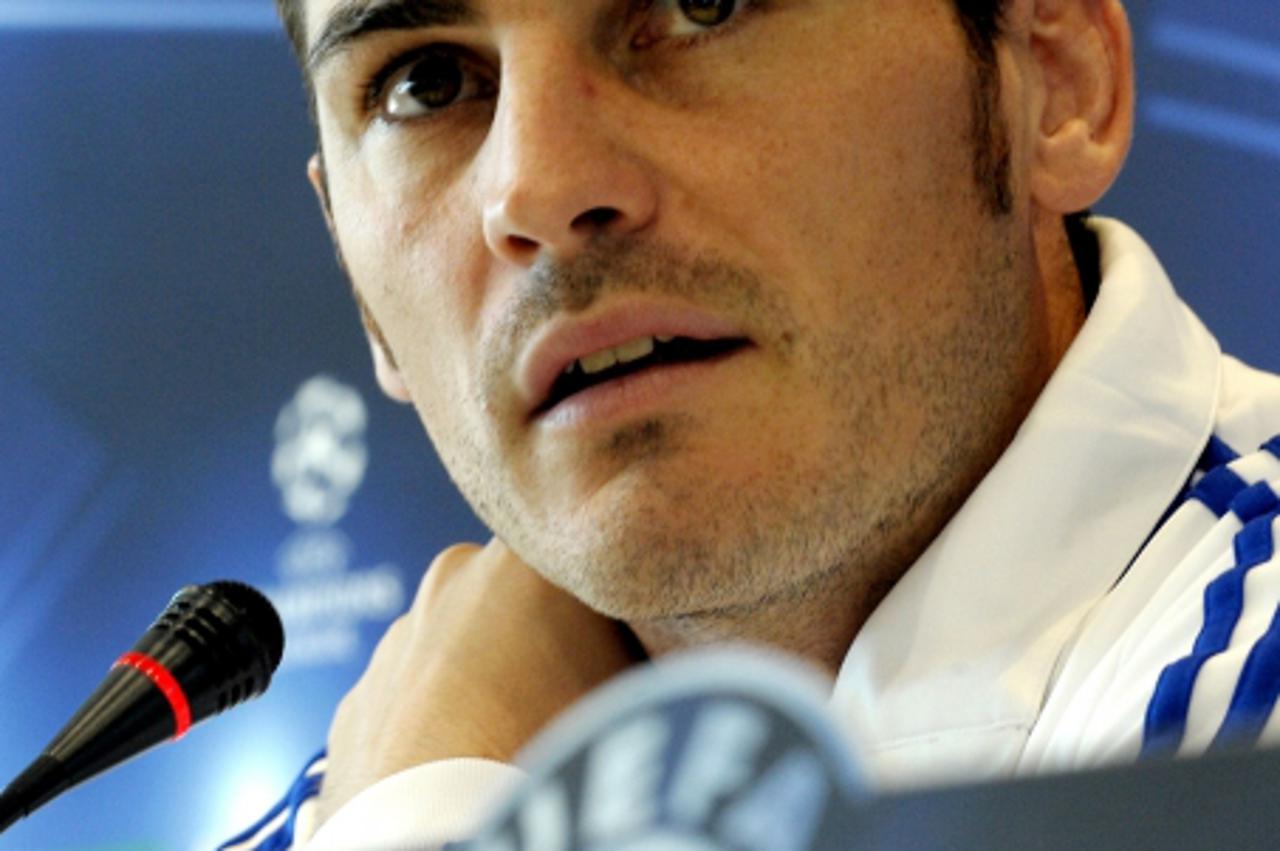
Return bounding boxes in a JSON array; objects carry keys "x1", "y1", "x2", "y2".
[{"x1": 525, "y1": 515, "x2": 783, "y2": 623}]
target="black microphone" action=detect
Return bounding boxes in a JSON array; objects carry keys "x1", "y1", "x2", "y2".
[
  {"x1": 457, "y1": 647, "x2": 867, "y2": 851},
  {"x1": 0, "y1": 581, "x2": 284, "y2": 835}
]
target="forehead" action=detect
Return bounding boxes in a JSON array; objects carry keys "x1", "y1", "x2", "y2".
[
  {"x1": 302, "y1": 0, "x2": 474, "y2": 50},
  {"x1": 304, "y1": 0, "x2": 596, "y2": 80},
  {"x1": 299, "y1": 0, "x2": 560, "y2": 44}
]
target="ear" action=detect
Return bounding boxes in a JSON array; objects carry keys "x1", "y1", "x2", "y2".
[
  {"x1": 309, "y1": 153, "x2": 414, "y2": 404},
  {"x1": 369, "y1": 331, "x2": 413, "y2": 403},
  {"x1": 307, "y1": 153, "x2": 337, "y2": 235},
  {"x1": 1028, "y1": 0, "x2": 1134, "y2": 213}
]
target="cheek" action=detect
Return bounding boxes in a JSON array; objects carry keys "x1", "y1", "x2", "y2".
[
  {"x1": 329, "y1": 157, "x2": 487, "y2": 422},
  {"x1": 673, "y1": 12, "x2": 981, "y2": 301}
]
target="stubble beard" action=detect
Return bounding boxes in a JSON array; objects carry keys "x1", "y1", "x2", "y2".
[{"x1": 439, "y1": 211, "x2": 1033, "y2": 629}]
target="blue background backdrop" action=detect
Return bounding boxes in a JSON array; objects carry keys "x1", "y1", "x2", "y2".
[{"x1": 0, "y1": 0, "x2": 1276, "y2": 848}]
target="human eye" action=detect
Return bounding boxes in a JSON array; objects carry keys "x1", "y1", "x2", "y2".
[
  {"x1": 633, "y1": 0, "x2": 762, "y2": 48},
  {"x1": 366, "y1": 46, "x2": 495, "y2": 122}
]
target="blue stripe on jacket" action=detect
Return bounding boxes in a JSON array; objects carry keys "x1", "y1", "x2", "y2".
[
  {"x1": 217, "y1": 750, "x2": 327, "y2": 851},
  {"x1": 1142, "y1": 433, "x2": 1280, "y2": 758}
]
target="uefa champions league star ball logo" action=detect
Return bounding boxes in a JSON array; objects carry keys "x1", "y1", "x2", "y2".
[
  {"x1": 266, "y1": 375, "x2": 405, "y2": 669},
  {"x1": 462, "y1": 651, "x2": 862, "y2": 851},
  {"x1": 271, "y1": 375, "x2": 369, "y2": 527}
]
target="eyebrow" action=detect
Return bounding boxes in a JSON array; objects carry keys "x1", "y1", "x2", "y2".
[{"x1": 307, "y1": 0, "x2": 478, "y2": 75}]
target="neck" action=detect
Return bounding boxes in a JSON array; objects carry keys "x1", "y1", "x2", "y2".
[
  {"x1": 628, "y1": 562, "x2": 882, "y2": 678},
  {"x1": 1038, "y1": 210, "x2": 1091, "y2": 370}
]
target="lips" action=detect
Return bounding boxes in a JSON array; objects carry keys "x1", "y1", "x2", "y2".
[{"x1": 518, "y1": 302, "x2": 751, "y2": 420}]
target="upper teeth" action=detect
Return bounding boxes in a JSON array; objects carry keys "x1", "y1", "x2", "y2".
[{"x1": 569, "y1": 335, "x2": 674, "y2": 376}]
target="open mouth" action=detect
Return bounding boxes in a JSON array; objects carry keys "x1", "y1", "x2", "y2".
[{"x1": 535, "y1": 336, "x2": 751, "y2": 416}]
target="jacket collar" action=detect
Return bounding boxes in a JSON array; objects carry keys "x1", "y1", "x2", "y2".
[{"x1": 832, "y1": 219, "x2": 1222, "y2": 786}]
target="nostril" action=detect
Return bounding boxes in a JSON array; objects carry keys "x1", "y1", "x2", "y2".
[
  {"x1": 574, "y1": 207, "x2": 622, "y2": 230},
  {"x1": 507, "y1": 234, "x2": 539, "y2": 254}
]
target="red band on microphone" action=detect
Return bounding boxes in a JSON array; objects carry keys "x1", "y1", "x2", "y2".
[{"x1": 114, "y1": 651, "x2": 193, "y2": 740}]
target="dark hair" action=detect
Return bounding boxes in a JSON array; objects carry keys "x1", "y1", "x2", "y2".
[
  {"x1": 952, "y1": 0, "x2": 1008, "y2": 54},
  {"x1": 275, "y1": 0, "x2": 307, "y2": 68},
  {"x1": 954, "y1": 0, "x2": 1013, "y2": 216}
]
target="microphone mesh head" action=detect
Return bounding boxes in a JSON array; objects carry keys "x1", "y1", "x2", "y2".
[
  {"x1": 204, "y1": 581, "x2": 285, "y2": 674},
  {"x1": 141, "y1": 581, "x2": 286, "y2": 721}
]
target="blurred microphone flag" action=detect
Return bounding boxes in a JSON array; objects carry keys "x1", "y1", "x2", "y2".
[{"x1": 458, "y1": 648, "x2": 866, "y2": 851}]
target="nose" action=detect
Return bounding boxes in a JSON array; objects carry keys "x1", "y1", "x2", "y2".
[{"x1": 480, "y1": 50, "x2": 660, "y2": 266}]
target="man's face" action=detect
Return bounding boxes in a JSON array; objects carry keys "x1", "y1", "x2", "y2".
[{"x1": 304, "y1": 0, "x2": 1050, "y2": 621}]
